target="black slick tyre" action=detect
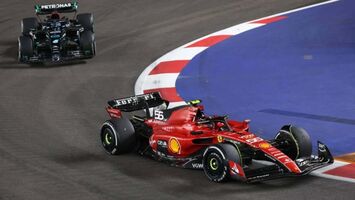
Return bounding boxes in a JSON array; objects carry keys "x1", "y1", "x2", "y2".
[
  {"x1": 77, "y1": 13, "x2": 94, "y2": 32},
  {"x1": 18, "y1": 36, "x2": 33, "y2": 62},
  {"x1": 203, "y1": 143, "x2": 242, "y2": 182},
  {"x1": 80, "y1": 31, "x2": 96, "y2": 58},
  {"x1": 100, "y1": 118, "x2": 136, "y2": 155},
  {"x1": 275, "y1": 125, "x2": 312, "y2": 160},
  {"x1": 21, "y1": 17, "x2": 38, "y2": 35}
]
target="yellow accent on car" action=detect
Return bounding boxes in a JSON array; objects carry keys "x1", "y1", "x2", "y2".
[
  {"x1": 169, "y1": 138, "x2": 180, "y2": 154},
  {"x1": 259, "y1": 142, "x2": 271, "y2": 149},
  {"x1": 217, "y1": 135, "x2": 223, "y2": 143},
  {"x1": 188, "y1": 99, "x2": 201, "y2": 105}
]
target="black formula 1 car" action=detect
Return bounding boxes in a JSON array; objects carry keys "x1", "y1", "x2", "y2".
[
  {"x1": 100, "y1": 93, "x2": 333, "y2": 183},
  {"x1": 18, "y1": 2, "x2": 96, "y2": 63}
]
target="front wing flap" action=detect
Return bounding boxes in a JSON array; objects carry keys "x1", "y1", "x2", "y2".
[{"x1": 243, "y1": 141, "x2": 333, "y2": 182}]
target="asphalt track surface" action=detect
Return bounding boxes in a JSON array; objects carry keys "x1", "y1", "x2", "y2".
[{"x1": 0, "y1": 0, "x2": 354, "y2": 200}]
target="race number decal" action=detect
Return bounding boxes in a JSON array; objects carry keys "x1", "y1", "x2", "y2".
[{"x1": 154, "y1": 110, "x2": 165, "y2": 121}]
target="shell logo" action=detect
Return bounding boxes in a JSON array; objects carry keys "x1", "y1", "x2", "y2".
[
  {"x1": 259, "y1": 142, "x2": 271, "y2": 149},
  {"x1": 168, "y1": 138, "x2": 180, "y2": 154}
]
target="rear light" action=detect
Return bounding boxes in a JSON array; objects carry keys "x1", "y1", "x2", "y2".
[{"x1": 106, "y1": 107, "x2": 122, "y2": 118}]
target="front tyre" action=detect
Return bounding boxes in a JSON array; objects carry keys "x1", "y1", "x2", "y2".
[
  {"x1": 203, "y1": 144, "x2": 243, "y2": 182},
  {"x1": 274, "y1": 125, "x2": 312, "y2": 160},
  {"x1": 21, "y1": 17, "x2": 38, "y2": 35},
  {"x1": 77, "y1": 13, "x2": 94, "y2": 32},
  {"x1": 100, "y1": 118, "x2": 136, "y2": 155},
  {"x1": 80, "y1": 31, "x2": 96, "y2": 58}
]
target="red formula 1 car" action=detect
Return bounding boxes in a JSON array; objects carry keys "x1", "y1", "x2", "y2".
[{"x1": 100, "y1": 92, "x2": 333, "y2": 182}]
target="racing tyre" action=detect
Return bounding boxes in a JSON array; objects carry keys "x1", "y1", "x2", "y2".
[
  {"x1": 18, "y1": 36, "x2": 33, "y2": 62},
  {"x1": 100, "y1": 118, "x2": 136, "y2": 155},
  {"x1": 80, "y1": 31, "x2": 96, "y2": 58},
  {"x1": 274, "y1": 125, "x2": 312, "y2": 160},
  {"x1": 77, "y1": 13, "x2": 94, "y2": 32},
  {"x1": 203, "y1": 143, "x2": 243, "y2": 182},
  {"x1": 21, "y1": 17, "x2": 38, "y2": 35}
]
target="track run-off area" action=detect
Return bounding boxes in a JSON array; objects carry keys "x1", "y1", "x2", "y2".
[{"x1": 136, "y1": 0, "x2": 355, "y2": 183}]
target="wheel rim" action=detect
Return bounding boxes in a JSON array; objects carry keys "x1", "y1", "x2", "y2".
[
  {"x1": 209, "y1": 158, "x2": 219, "y2": 171},
  {"x1": 205, "y1": 152, "x2": 224, "y2": 178},
  {"x1": 104, "y1": 132, "x2": 113, "y2": 145},
  {"x1": 101, "y1": 127, "x2": 116, "y2": 152}
]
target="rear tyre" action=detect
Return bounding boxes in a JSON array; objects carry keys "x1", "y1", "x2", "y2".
[
  {"x1": 77, "y1": 13, "x2": 94, "y2": 32},
  {"x1": 203, "y1": 143, "x2": 242, "y2": 182},
  {"x1": 21, "y1": 17, "x2": 38, "y2": 35},
  {"x1": 80, "y1": 31, "x2": 96, "y2": 58},
  {"x1": 274, "y1": 125, "x2": 312, "y2": 160},
  {"x1": 100, "y1": 118, "x2": 136, "y2": 155},
  {"x1": 18, "y1": 36, "x2": 33, "y2": 62}
]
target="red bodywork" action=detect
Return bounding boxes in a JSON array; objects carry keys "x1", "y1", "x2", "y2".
[
  {"x1": 143, "y1": 105, "x2": 301, "y2": 174},
  {"x1": 104, "y1": 93, "x2": 333, "y2": 182}
]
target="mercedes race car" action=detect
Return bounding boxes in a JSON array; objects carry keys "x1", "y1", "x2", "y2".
[
  {"x1": 18, "y1": 2, "x2": 95, "y2": 63},
  {"x1": 100, "y1": 92, "x2": 333, "y2": 182}
]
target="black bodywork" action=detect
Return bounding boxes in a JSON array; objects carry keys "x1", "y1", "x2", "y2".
[{"x1": 18, "y1": 2, "x2": 95, "y2": 63}]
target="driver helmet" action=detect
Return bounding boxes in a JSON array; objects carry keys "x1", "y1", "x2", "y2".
[{"x1": 50, "y1": 11, "x2": 60, "y2": 20}]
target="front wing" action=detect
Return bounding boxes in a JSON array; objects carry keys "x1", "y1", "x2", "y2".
[{"x1": 231, "y1": 141, "x2": 334, "y2": 182}]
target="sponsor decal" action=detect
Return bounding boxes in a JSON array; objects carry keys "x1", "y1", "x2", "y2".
[
  {"x1": 241, "y1": 134, "x2": 254, "y2": 139},
  {"x1": 217, "y1": 135, "x2": 223, "y2": 143},
  {"x1": 259, "y1": 142, "x2": 271, "y2": 149},
  {"x1": 113, "y1": 98, "x2": 136, "y2": 106},
  {"x1": 41, "y1": 3, "x2": 72, "y2": 10},
  {"x1": 157, "y1": 140, "x2": 167, "y2": 148},
  {"x1": 192, "y1": 163, "x2": 203, "y2": 169},
  {"x1": 296, "y1": 158, "x2": 308, "y2": 167},
  {"x1": 168, "y1": 138, "x2": 180, "y2": 154},
  {"x1": 162, "y1": 126, "x2": 174, "y2": 132},
  {"x1": 245, "y1": 137, "x2": 263, "y2": 144},
  {"x1": 113, "y1": 93, "x2": 155, "y2": 107},
  {"x1": 157, "y1": 140, "x2": 168, "y2": 155}
]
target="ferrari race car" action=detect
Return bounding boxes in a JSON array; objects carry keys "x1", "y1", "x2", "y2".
[
  {"x1": 18, "y1": 2, "x2": 95, "y2": 63},
  {"x1": 100, "y1": 92, "x2": 333, "y2": 182}
]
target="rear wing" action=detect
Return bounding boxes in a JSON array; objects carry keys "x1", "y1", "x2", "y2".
[
  {"x1": 35, "y1": 2, "x2": 78, "y2": 15},
  {"x1": 108, "y1": 92, "x2": 166, "y2": 112}
]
